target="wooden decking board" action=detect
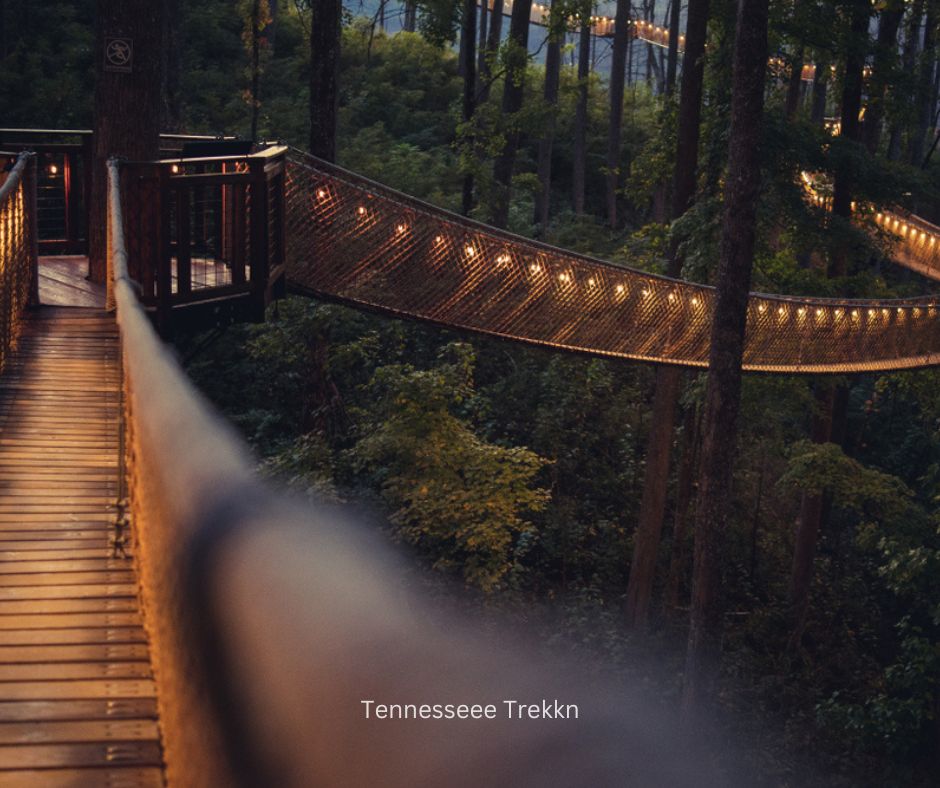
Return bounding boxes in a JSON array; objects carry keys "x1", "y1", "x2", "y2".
[
  {"x1": 0, "y1": 645, "x2": 149, "y2": 665},
  {"x1": 0, "y1": 767, "x2": 163, "y2": 787},
  {"x1": 0, "y1": 719, "x2": 159, "y2": 745},
  {"x1": 0, "y1": 699, "x2": 157, "y2": 723},
  {"x1": 0, "y1": 586, "x2": 137, "y2": 602},
  {"x1": 0, "y1": 630, "x2": 147, "y2": 647},
  {"x1": 0, "y1": 298, "x2": 164, "y2": 780}
]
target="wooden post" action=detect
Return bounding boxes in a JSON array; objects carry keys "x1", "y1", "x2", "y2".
[
  {"x1": 248, "y1": 157, "x2": 269, "y2": 316},
  {"x1": 24, "y1": 155, "x2": 40, "y2": 307},
  {"x1": 176, "y1": 182, "x2": 191, "y2": 295},
  {"x1": 232, "y1": 181, "x2": 246, "y2": 285},
  {"x1": 156, "y1": 165, "x2": 172, "y2": 330},
  {"x1": 82, "y1": 134, "x2": 93, "y2": 255}
]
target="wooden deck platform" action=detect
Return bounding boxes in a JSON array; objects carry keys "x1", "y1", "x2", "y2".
[
  {"x1": 38, "y1": 257, "x2": 104, "y2": 310},
  {"x1": 0, "y1": 308, "x2": 165, "y2": 786}
]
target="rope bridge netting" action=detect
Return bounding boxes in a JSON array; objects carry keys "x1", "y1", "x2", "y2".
[{"x1": 284, "y1": 150, "x2": 940, "y2": 375}]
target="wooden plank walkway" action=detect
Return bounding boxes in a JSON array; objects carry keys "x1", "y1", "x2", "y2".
[{"x1": 0, "y1": 304, "x2": 165, "y2": 786}]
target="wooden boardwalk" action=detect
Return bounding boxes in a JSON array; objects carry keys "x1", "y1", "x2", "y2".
[{"x1": 0, "y1": 295, "x2": 165, "y2": 785}]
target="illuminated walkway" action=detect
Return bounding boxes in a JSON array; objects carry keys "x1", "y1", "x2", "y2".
[{"x1": 0, "y1": 303, "x2": 164, "y2": 786}]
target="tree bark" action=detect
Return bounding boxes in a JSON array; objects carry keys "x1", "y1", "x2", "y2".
[
  {"x1": 910, "y1": 0, "x2": 937, "y2": 165},
  {"x1": 490, "y1": 0, "x2": 532, "y2": 227},
  {"x1": 665, "y1": 0, "x2": 681, "y2": 96},
  {"x1": 572, "y1": 14, "x2": 591, "y2": 214},
  {"x1": 624, "y1": 0, "x2": 711, "y2": 631},
  {"x1": 864, "y1": 2, "x2": 904, "y2": 154},
  {"x1": 162, "y1": 0, "x2": 181, "y2": 131},
  {"x1": 477, "y1": 0, "x2": 488, "y2": 93},
  {"x1": 248, "y1": 0, "x2": 263, "y2": 141},
  {"x1": 785, "y1": 45, "x2": 804, "y2": 119},
  {"x1": 403, "y1": 0, "x2": 417, "y2": 32},
  {"x1": 664, "y1": 401, "x2": 701, "y2": 618},
  {"x1": 89, "y1": 0, "x2": 165, "y2": 283},
  {"x1": 480, "y1": 0, "x2": 503, "y2": 102},
  {"x1": 681, "y1": 0, "x2": 769, "y2": 718},
  {"x1": 831, "y1": 0, "x2": 869, "y2": 277},
  {"x1": 625, "y1": 364, "x2": 682, "y2": 629},
  {"x1": 605, "y1": 0, "x2": 630, "y2": 228},
  {"x1": 534, "y1": 4, "x2": 561, "y2": 231},
  {"x1": 810, "y1": 58, "x2": 828, "y2": 125},
  {"x1": 670, "y1": 0, "x2": 710, "y2": 230},
  {"x1": 461, "y1": 0, "x2": 477, "y2": 215},
  {"x1": 309, "y1": 0, "x2": 342, "y2": 161}
]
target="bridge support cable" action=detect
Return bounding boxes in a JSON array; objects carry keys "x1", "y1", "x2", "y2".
[
  {"x1": 283, "y1": 150, "x2": 940, "y2": 374},
  {"x1": 108, "y1": 159, "x2": 736, "y2": 786}
]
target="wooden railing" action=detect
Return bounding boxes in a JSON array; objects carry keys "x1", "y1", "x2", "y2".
[
  {"x1": 119, "y1": 144, "x2": 287, "y2": 333},
  {"x1": 0, "y1": 151, "x2": 38, "y2": 373},
  {"x1": 108, "y1": 157, "x2": 725, "y2": 787},
  {"x1": 0, "y1": 129, "x2": 245, "y2": 258}
]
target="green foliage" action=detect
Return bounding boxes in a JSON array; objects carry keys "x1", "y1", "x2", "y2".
[{"x1": 349, "y1": 343, "x2": 550, "y2": 591}]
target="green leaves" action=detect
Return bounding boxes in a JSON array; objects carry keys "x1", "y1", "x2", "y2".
[{"x1": 349, "y1": 343, "x2": 550, "y2": 592}]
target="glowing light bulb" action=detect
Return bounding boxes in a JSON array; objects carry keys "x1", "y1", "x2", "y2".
[
  {"x1": 641, "y1": 288, "x2": 650, "y2": 297},
  {"x1": 529, "y1": 263, "x2": 540, "y2": 274},
  {"x1": 316, "y1": 188, "x2": 326, "y2": 199},
  {"x1": 48, "y1": 164, "x2": 58, "y2": 175},
  {"x1": 758, "y1": 304, "x2": 766, "y2": 313},
  {"x1": 616, "y1": 284, "x2": 625, "y2": 294},
  {"x1": 777, "y1": 307, "x2": 785, "y2": 316},
  {"x1": 396, "y1": 223, "x2": 407, "y2": 234},
  {"x1": 816, "y1": 309, "x2": 823, "y2": 317},
  {"x1": 357, "y1": 206, "x2": 366, "y2": 216},
  {"x1": 692, "y1": 297, "x2": 699, "y2": 306},
  {"x1": 434, "y1": 235, "x2": 443, "y2": 244},
  {"x1": 465, "y1": 245, "x2": 475, "y2": 257},
  {"x1": 170, "y1": 164, "x2": 180, "y2": 175},
  {"x1": 851, "y1": 309, "x2": 859, "y2": 319}
]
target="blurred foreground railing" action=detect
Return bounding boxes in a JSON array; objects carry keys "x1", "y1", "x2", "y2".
[
  {"x1": 108, "y1": 158, "x2": 728, "y2": 787},
  {"x1": 0, "y1": 151, "x2": 37, "y2": 373}
]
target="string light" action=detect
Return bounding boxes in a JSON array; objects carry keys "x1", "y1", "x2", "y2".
[
  {"x1": 357, "y1": 206, "x2": 366, "y2": 216},
  {"x1": 316, "y1": 188, "x2": 326, "y2": 199}
]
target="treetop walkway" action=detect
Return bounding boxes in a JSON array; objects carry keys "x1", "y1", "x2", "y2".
[{"x1": 0, "y1": 127, "x2": 939, "y2": 784}]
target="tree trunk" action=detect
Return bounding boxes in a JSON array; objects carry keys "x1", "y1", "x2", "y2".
[
  {"x1": 534, "y1": 5, "x2": 561, "y2": 231},
  {"x1": 625, "y1": 0, "x2": 711, "y2": 630},
  {"x1": 810, "y1": 58, "x2": 828, "y2": 125},
  {"x1": 831, "y1": 0, "x2": 869, "y2": 276},
  {"x1": 480, "y1": 0, "x2": 503, "y2": 102},
  {"x1": 681, "y1": 0, "x2": 769, "y2": 718},
  {"x1": 89, "y1": 0, "x2": 165, "y2": 283},
  {"x1": 490, "y1": 0, "x2": 532, "y2": 227},
  {"x1": 864, "y1": 2, "x2": 904, "y2": 154},
  {"x1": 664, "y1": 401, "x2": 701, "y2": 618},
  {"x1": 625, "y1": 364, "x2": 682, "y2": 629},
  {"x1": 670, "y1": 0, "x2": 710, "y2": 232},
  {"x1": 461, "y1": 0, "x2": 477, "y2": 215},
  {"x1": 249, "y1": 0, "x2": 262, "y2": 140},
  {"x1": 785, "y1": 45, "x2": 804, "y2": 119},
  {"x1": 572, "y1": 13, "x2": 591, "y2": 214},
  {"x1": 403, "y1": 0, "x2": 417, "y2": 32},
  {"x1": 309, "y1": 0, "x2": 342, "y2": 161},
  {"x1": 605, "y1": 0, "x2": 630, "y2": 228},
  {"x1": 477, "y1": 0, "x2": 488, "y2": 93},
  {"x1": 665, "y1": 0, "x2": 681, "y2": 95},
  {"x1": 162, "y1": 0, "x2": 181, "y2": 131},
  {"x1": 910, "y1": 0, "x2": 937, "y2": 165}
]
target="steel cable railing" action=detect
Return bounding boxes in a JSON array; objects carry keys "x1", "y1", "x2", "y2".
[
  {"x1": 109, "y1": 159, "x2": 730, "y2": 786},
  {"x1": 283, "y1": 150, "x2": 940, "y2": 374},
  {"x1": 0, "y1": 152, "x2": 37, "y2": 374}
]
